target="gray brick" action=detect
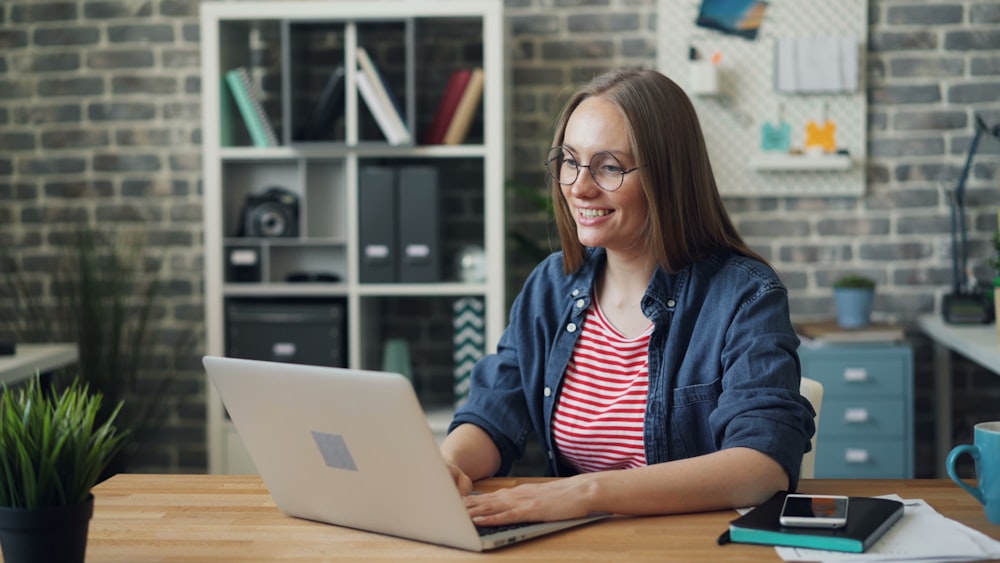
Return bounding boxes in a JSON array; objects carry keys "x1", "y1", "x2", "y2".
[
  {"x1": 971, "y1": 3, "x2": 1000, "y2": 23},
  {"x1": 44, "y1": 180, "x2": 115, "y2": 199},
  {"x1": 870, "y1": 31, "x2": 938, "y2": 52},
  {"x1": 897, "y1": 214, "x2": 952, "y2": 235},
  {"x1": 510, "y1": 14, "x2": 560, "y2": 35},
  {"x1": 622, "y1": 37, "x2": 654, "y2": 58},
  {"x1": 17, "y1": 157, "x2": 86, "y2": 175},
  {"x1": 858, "y1": 242, "x2": 934, "y2": 262},
  {"x1": 971, "y1": 56, "x2": 1000, "y2": 76},
  {"x1": 945, "y1": 30, "x2": 1000, "y2": 51},
  {"x1": 868, "y1": 136, "x2": 945, "y2": 157},
  {"x1": 96, "y1": 203, "x2": 163, "y2": 222},
  {"x1": 887, "y1": 5, "x2": 963, "y2": 25},
  {"x1": 541, "y1": 40, "x2": 614, "y2": 60},
  {"x1": 894, "y1": 110, "x2": 967, "y2": 131},
  {"x1": 735, "y1": 219, "x2": 809, "y2": 238},
  {"x1": 168, "y1": 153, "x2": 200, "y2": 172},
  {"x1": 869, "y1": 84, "x2": 941, "y2": 105},
  {"x1": 87, "y1": 50, "x2": 155, "y2": 69},
  {"x1": 33, "y1": 26, "x2": 100, "y2": 46},
  {"x1": 88, "y1": 102, "x2": 157, "y2": 121},
  {"x1": 163, "y1": 49, "x2": 199, "y2": 69},
  {"x1": 116, "y1": 129, "x2": 173, "y2": 146},
  {"x1": 181, "y1": 22, "x2": 199, "y2": 43},
  {"x1": 893, "y1": 266, "x2": 952, "y2": 287},
  {"x1": 778, "y1": 244, "x2": 853, "y2": 263},
  {"x1": 93, "y1": 153, "x2": 161, "y2": 172},
  {"x1": 0, "y1": 79, "x2": 33, "y2": 99},
  {"x1": 41, "y1": 129, "x2": 111, "y2": 149},
  {"x1": 11, "y1": 2, "x2": 78, "y2": 22},
  {"x1": 107, "y1": 24, "x2": 175, "y2": 43},
  {"x1": 84, "y1": 1, "x2": 154, "y2": 19},
  {"x1": 948, "y1": 82, "x2": 1000, "y2": 103},
  {"x1": 0, "y1": 132, "x2": 35, "y2": 151},
  {"x1": 22, "y1": 206, "x2": 89, "y2": 224},
  {"x1": 568, "y1": 13, "x2": 639, "y2": 33},
  {"x1": 895, "y1": 163, "x2": 963, "y2": 182},
  {"x1": 160, "y1": 0, "x2": 199, "y2": 17},
  {"x1": 890, "y1": 56, "x2": 964, "y2": 78},
  {"x1": 23, "y1": 52, "x2": 80, "y2": 72},
  {"x1": 554, "y1": 0, "x2": 611, "y2": 6},
  {"x1": 37, "y1": 76, "x2": 104, "y2": 97},
  {"x1": 817, "y1": 217, "x2": 891, "y2": 236},
  {"x1": 111, "y1": 76, "x2": 177, "y2": 95},
  {"x1": 0, "y1": 30, "x2": 29, "y2": 49},
  {"x1": 12, "y1": 104, "x2": 81, "y2": 125}
]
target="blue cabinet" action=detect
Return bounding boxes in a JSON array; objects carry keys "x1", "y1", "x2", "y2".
[{"x1": 798, "y1": 343, "x2": 914, "y2": 478}]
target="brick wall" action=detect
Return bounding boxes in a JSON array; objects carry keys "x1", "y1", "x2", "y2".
[{"x1": 1, "y1": 0, "x2": 998, "y2": 476}]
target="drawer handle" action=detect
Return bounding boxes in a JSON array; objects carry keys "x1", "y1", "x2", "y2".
[
  {"x1": 845, "y1": 448, "x2": 869, "y2": 463},
  {"x1": 272, "y1": 342, "x2": 296, "y2": 357},
  {"x1": 844, "y1": 408, "x2": 869, "y2": 423},
  {"x1": 843, "y1": 367, "x2": 868, "y2": 382}
]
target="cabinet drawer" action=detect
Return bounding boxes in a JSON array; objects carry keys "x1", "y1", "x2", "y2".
[
  {"x1": 815, "y1": 439, "x2": 908, "y2": 478},
  {"x1": 819, "y1": 398, "x2": 906, "y2": 437},
  {"x1": 801, "y1": 357, "x2": 905, "y2": 396}
]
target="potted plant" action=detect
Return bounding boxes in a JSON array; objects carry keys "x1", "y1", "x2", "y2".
[
  {"x1": 833, "y1": 274, "x2": 876, "y2": 329},
  {"x1": 0, "y1": 375, "x2": 128, "y2": 563}
]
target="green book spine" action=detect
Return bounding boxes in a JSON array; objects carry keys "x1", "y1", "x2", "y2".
[{"x1": 224, "y1": 68, "x2": 278, "y2": 148}]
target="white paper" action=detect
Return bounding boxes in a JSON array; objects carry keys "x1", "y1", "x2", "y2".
[{"x1": 773, "y1": 495, "x2": 1000, "y2": 563}]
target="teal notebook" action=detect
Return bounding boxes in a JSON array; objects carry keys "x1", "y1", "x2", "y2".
[{"x1": 726, "y1": 491, "x2": 904, "y2": 553}]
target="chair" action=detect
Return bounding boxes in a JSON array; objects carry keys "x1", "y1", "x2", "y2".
[{"x1": 798, "y1": 377, "x2": 824, "y2": 479}]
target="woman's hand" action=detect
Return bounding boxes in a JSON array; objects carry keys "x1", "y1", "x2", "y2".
[
  {"x1": 446, "y1": 462, "x2": 474, "y2": 496},
  {"x1": 463, "y1": 477, "x2": 599, "y2": 526}
]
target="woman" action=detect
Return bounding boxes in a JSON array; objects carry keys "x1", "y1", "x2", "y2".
[{"x1": 440, "y1": 68, "x2": 814, "y2": 526}]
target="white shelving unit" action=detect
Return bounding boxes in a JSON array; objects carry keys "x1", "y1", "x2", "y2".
[{"x1": 200, "y1": 0, "x2": 506, "y2": 474}]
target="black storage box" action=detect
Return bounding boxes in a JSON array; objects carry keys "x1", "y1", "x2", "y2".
[{"x1": 226, "y1": 299, "x2": 347, "y2": 367}]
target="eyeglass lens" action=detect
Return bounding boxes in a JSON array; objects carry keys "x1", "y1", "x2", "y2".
[{"x1": 546, "y1": 147, "x2": 627, "y2": 191}]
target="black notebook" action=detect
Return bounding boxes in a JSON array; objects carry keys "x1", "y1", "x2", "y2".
[{"x1": 724, "y1": 491, "x2": 904, "y2": 553}]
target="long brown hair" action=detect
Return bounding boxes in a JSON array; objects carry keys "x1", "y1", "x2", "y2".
[{"x1": 551, "y1": 69, "x2": 765, "y2": 274}]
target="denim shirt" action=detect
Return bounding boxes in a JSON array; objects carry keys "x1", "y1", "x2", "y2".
[{"x1": 450, "y1": 247, "x2": 816, "y2": 490}]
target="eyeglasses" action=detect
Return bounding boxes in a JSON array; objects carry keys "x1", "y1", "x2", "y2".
[{"x1": 544, "y1": 146, "x2": 640, "y2": 192}]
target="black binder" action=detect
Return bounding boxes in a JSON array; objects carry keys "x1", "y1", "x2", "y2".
[
  {"x1": 397, "y1": 166, "x2": 440, "y2": 283},
  {"x1": 358, "y1": 166, "x2": 397, "y2": 283}
]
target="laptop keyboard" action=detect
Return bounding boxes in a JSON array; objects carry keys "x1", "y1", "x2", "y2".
[{"x1": 475, "y1": 521, "x2": 541, "y2": 537}]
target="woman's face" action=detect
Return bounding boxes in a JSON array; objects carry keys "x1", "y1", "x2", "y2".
[{"x1": 560, "y1": 96, "x2": 648, "y2": 257}]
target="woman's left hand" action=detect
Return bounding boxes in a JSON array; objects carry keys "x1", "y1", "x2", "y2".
[{"x1": 463, "y1": 477, "x2": 599, "y2": 526}]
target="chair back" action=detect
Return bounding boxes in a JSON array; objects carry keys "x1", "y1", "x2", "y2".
[{"x1": 798, "y1": 377, "x2": 824, "y2": 479}]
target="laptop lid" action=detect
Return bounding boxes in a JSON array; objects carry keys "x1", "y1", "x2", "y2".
[{"x1": 202, "y1": 356, "x2": 606, "y2": 552}]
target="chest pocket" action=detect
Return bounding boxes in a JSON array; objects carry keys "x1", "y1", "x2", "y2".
[{"x1": 668, "y1": 379, "x2": 721, "y2": 459}]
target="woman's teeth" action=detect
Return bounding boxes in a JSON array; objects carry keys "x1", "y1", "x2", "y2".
[{"x1": 580, "y1": 208, "x2": 609, "y2": 218}]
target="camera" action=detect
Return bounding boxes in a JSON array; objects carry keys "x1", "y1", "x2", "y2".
[{"x1": 240, "y1": 187, "x2": 300, "y2": 238}]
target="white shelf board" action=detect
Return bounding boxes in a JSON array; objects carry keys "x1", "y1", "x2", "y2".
[{"x1": 748, "y1": 153, "x2": 853, "y2": 172}]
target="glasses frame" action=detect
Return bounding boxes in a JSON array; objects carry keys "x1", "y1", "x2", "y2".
[{"x1": 544, "y1": 146, "x2": 640, "y2": 192}]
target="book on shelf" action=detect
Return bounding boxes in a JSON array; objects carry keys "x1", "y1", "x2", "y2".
[
  {"x1": 356, "y1": 46, "x2": 411, "y2": 145},
  {"x1": 224, "y1": 67, "x2": 279, "y2": 148},
  {"x1": 724, "y1": 491, "x2": 904, "y2": 553},
  {"x1": 442, "y1": 66, "x2": 484, "y2": 145},
  {"x1": 795, "y1": 320, "x2": 905, "y2": 344},
  {"x1": 299, "y1": 65, "x2": 345, "y2": 141},
  {"x1": 422, "y1": 68, "x2": 473, "y2": 145}
]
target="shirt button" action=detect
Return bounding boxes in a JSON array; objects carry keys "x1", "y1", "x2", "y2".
[
  {"x1": 667, "y1": 299, "x2": 676, "y2": 307},
  {"x1": 572, "y1": 289, "x2": 580, "y2": 297},
  {"x1": 566, "y1": 323, "x2": 577, "y2": 333},
  {"x1": 575, "y1": 299, "x2": 585, "y2": 308},
  {"x1": 548, "y1": 450, "x2": 555, "y2": 460},
  {"x1": 544, "y1": 386, "x2": 552, "y2": 397}
]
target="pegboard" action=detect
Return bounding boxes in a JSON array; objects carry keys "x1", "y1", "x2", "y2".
[{"x1": 657, "y1": 0, "x2": 867, "y2": 197}]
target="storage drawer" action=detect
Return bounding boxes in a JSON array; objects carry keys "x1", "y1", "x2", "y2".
[
  {"x1": 815, "y1": 439, "x2": 909, "y2": 478},
  {"x1": 801, "y1": 357, "x2": 905, "y2": 396},
  {"x1": 820, "y1": 398, "x2": 906, "y2": 438}
]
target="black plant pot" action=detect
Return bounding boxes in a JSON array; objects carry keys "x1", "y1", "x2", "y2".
[{"x1": 0, "y1": 494, "x2": 94, "y2": 563}]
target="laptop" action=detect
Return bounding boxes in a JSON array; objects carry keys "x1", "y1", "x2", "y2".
[{"x1": 202, "y1": 355, "x2": 609, "y2": 551}]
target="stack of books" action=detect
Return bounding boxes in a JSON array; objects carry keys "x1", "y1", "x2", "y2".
[{"x1": 422, "y1": 67, "x2": 485, "y2": 145}]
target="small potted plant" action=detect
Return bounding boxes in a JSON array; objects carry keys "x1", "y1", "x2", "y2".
[
  {"x1": 0, "y1": 375, "x2": 128, "y2": 563},
  {"x1": 833, "y1": 274, "x2": 877, "y2": 329}
]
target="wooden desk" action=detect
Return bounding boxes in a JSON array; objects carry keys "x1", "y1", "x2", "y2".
[
  {"x1": 87, "y1": 474, "x2": 999, "y2": 562},
  {"x1": 0, "y1": 342, "x2": 78, "y2": 385},
  {"x1": 918, "y1": 315, "x2": 1000, "y2": 476}
]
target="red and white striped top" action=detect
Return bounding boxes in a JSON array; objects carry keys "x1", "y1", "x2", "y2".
[{"x1": 551, "y1": 302, "x2": 652, "y2": 473}]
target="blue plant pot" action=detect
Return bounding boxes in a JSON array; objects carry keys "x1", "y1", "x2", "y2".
[{"x1": 834, "y1": 288, "x2": 874, "y2": 328}]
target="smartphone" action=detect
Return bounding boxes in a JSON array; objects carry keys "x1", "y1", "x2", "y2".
[{"x1": 779, "y1": 494, "x2": 849, "y2": 528}]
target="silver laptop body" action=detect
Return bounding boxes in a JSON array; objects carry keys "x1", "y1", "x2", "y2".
[{"x1": 203, "y1": 355, "x2": 607, "y2": 551}]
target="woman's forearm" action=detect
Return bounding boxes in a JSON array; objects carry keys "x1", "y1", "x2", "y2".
[{"x1": 440, "y1": 423, "x2": 503, "y2": 482}]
